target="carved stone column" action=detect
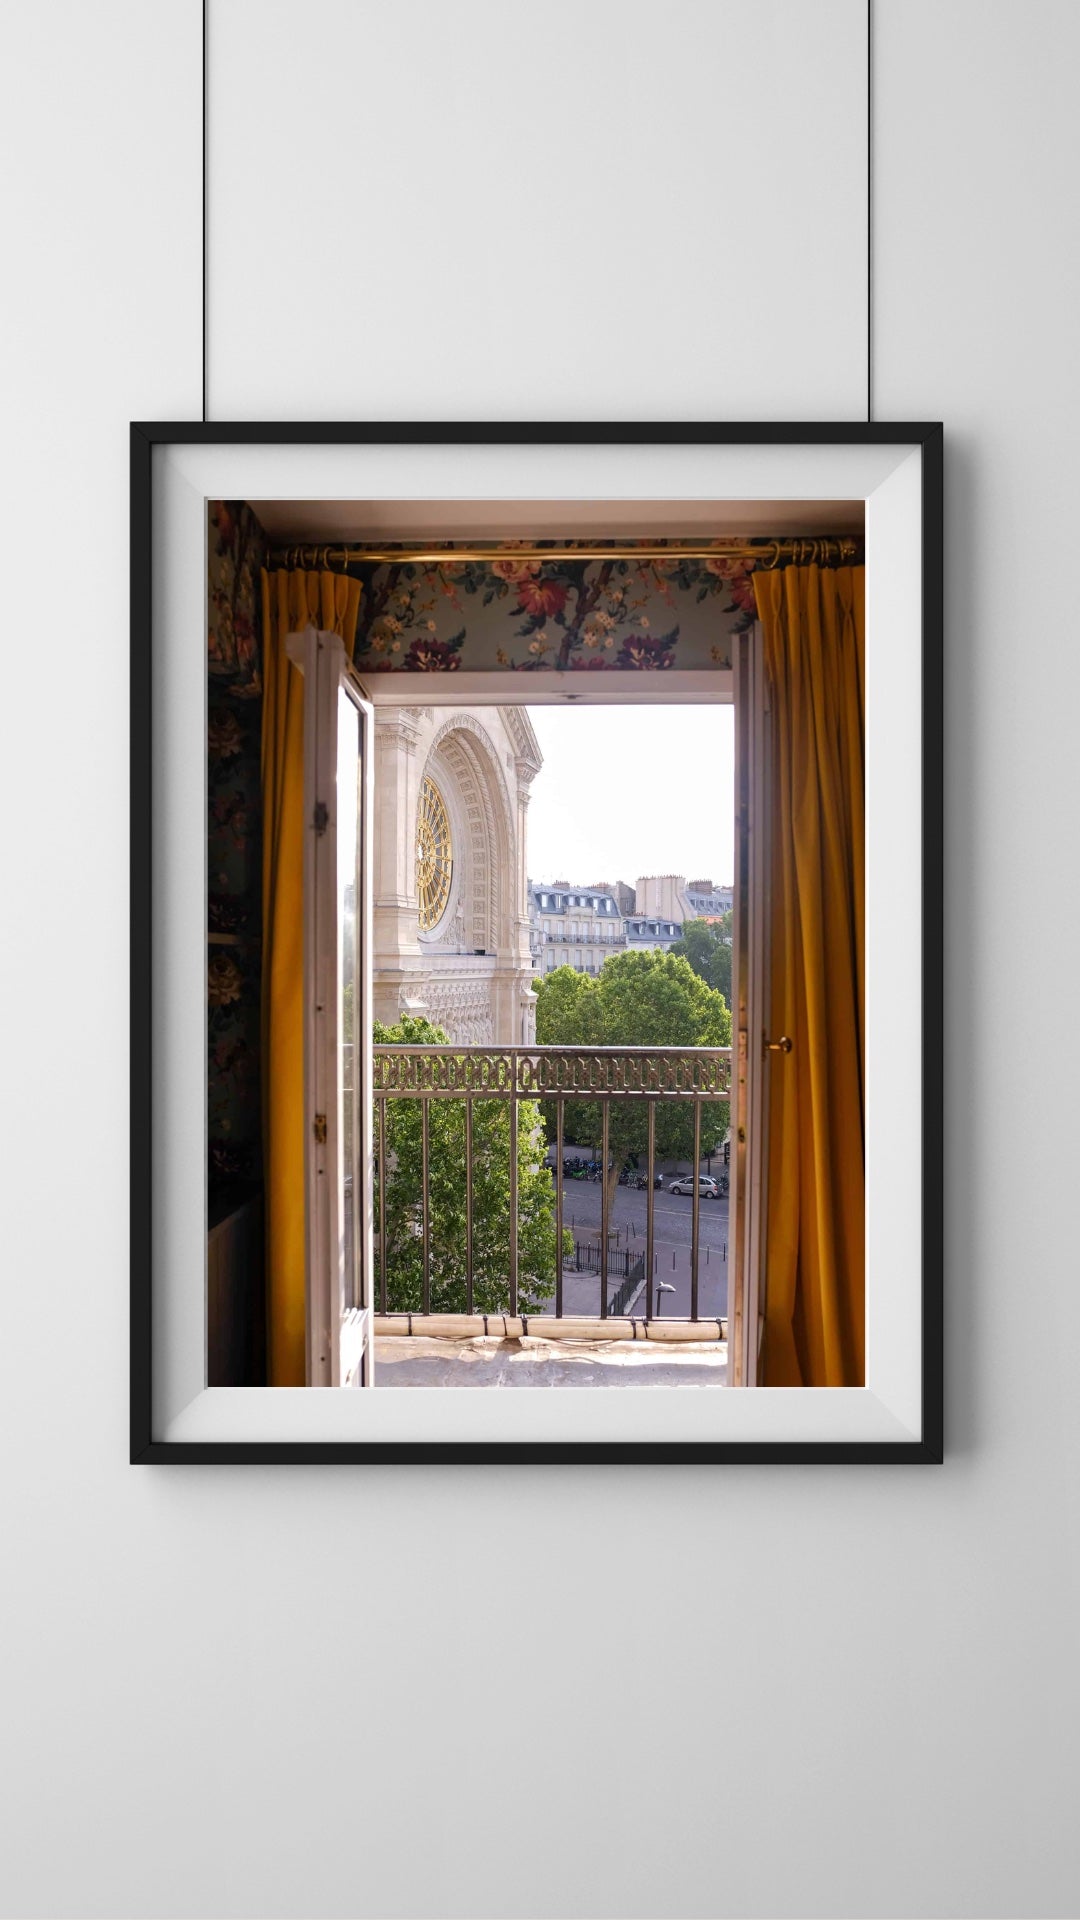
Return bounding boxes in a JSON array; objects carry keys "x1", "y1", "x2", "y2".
[
  {"x1": 372, "y1": 708, "x2": 429, "y2": 1028},
  {"x1": 513, "y1": 758, "x2": 540, "y2": 1043}
]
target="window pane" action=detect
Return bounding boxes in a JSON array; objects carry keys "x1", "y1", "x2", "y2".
[{"x1": 338, "y1": 685, "x2": 361, "y2": 1313}]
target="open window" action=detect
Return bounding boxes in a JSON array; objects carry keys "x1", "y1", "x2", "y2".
[
  {"x1": 730, "y1": 623, "x2": 773, "y2": 1388},
  {"x1": 287, "y1": 627, "x2": 375, "y2": 1387},
  {"x1": 322, "y1": 676, "x2": 739, "y2": 1378},
  {"x1": 285, "y1": 632, "x2": 778, "y2": 1388}
]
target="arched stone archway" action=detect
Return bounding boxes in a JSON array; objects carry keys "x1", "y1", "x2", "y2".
[
  {"x1": 371, "y1": 706, "x2": 539, "y2": 1046},
  {"x1": 420, "y1": 715, "x2": 516, "y2": 959}
]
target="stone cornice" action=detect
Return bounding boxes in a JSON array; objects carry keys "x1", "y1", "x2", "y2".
[
  {"x1": 499, "y1": 704, "x2": 543, "y2": 773},
  {"x1": 375, "y1": 708, "x2": 425, "y2": 754}
]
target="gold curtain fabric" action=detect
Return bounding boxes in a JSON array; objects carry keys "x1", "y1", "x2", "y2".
[
  {"x1": 752, "y1": 565, "x2": 865, "y2": 1387},
  {"x1": 260, "y1": 569, "x2": 362, "y2": 1387}
]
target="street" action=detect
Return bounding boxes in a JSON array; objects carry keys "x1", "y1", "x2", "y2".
[{"x1": 535, "y1": 1170, "x2": 729, "y2": 1321}]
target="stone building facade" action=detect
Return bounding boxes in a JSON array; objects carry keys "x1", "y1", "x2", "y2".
[
  {"x1": 623, "y1": 914, "x2": 683, "y2": 953},
  {"x1": 372, "y1": 705, "x2": 542, "y2": 1046},
  {"x1": 636, "y1": 873, "x2": 733, "y2": 923},
  {"x1": 529, "y1": 882, "x2": 626, "y2": 976},
  {"x1": 527, "y1": 881, "x2": 686, "y2": 974},
  {"x1": 635, "y1": 873, "x2": 690, "y2": 923},
  {"x1": 684, "y1": 878, "x2": 734, "y2": 919}
]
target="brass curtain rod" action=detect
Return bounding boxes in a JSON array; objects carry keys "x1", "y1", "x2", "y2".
[{"x1": 268, "y1": 537, "x2": 861, "y2": 571}]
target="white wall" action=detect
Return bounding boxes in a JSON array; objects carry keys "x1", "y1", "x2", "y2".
[{"x1": 3, "y1": 1, "x2": 1078, "y2": 1914}]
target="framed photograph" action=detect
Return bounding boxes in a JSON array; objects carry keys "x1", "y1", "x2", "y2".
[{"x1": 132, "y1": 421, "x2": 942, "y2": 1463}]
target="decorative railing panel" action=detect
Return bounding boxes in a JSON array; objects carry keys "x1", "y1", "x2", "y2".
[
  {"x1": 372, "y1": 1044, "x2": 731, "y2": 1328},
  {"x1": 373, "y1": 1044, "x2": 731, "y2": 1100}
]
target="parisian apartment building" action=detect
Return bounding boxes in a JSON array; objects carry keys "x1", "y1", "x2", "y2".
[
  {"x1": 529, "y1": 881, "x2": 626, "y2": 976},
  {"x1": 529, "y1": 874, "x2": 731, "y2": 977},
  {"x1": 636, "y1": 874, "x2": 734, "y2": 922}
]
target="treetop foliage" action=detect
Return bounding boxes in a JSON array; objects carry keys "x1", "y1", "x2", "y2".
[
  {"x1": 533, "y1": 949, "x2": 731, "y2": 1167},
  {"x1": 535, "y1": 947, "x2": 731, "y2": 1052},
  {"x1": 670, "y1": 913, "x2": 733, "y2": 1008}
]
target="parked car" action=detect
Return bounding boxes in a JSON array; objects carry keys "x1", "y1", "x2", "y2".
[{"x1": 669, "y1": 1175, "x2": 720, "y2": 1198}]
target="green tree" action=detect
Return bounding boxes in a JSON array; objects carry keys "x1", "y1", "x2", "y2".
[
  {"x1": 531, "y1": 964, "x2": 605, "y2": 1152},
  {"x1": 374, "y1": 1014, "x2": 568, "y2": 1314},
  {"x1": 671, "y1": 913, "x2": 733, "y2": 1006},
  {"x1": 535, "y1": 951, "x2": 731, "y2": 1214}
]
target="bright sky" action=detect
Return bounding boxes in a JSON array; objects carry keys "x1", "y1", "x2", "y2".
[{"x1": 525, "y1": 704, "x2": 735, "y2": 890}]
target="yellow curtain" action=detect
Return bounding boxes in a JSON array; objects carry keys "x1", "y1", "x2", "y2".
[
  {"x1": 261, "y1": 569, "x2": 362, "y2": 1386},
  {"x1": 752, "y1": 564, "x2": 865, "y2": 1387}
]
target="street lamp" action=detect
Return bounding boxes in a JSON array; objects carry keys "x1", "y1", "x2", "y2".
[{"x1": 656, "y1": 1279, "x2": 676, "y2": 1319}]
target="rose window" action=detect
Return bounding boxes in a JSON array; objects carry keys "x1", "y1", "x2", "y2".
[{"x1": 416, "y1": 776, "x2": 453, "y2": 931}]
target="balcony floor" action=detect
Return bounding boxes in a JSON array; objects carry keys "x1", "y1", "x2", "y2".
[{"x1": 374, "y1": 1332, "x2": 728, "y2": 1388}]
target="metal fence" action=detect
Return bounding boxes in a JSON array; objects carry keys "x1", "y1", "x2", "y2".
[
  {"x1": 570, "y1": 1240, "x2": 643, "y2": 1280},
  {"x1": 373, "y1": 1044, "x2": 731, "y2": 1322},
  {"x1": 566, "y1": 1241, "x2": 648, "y2": 1316}
]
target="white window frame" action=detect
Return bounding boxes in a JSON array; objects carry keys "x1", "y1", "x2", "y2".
[
  {"x1": 730, "y1": 624, "x2": 771, "y2": 1389},
  {"x1": 288, "y1": 628, "x2": 375, "y2": 1390}
]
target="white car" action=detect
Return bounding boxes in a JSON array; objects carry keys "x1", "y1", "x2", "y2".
[{"x1": 669, "y1": 1175, "x2": 719, "y2": 1197}]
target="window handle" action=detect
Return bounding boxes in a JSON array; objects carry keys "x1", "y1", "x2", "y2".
[{"x1": 764, "y1": 1034, "x2": 793, "y2": 1055}]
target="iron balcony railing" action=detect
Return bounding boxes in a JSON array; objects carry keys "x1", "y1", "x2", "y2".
[{"x1": 373, "y1": 1044, "x2": 731, "y2": 1324}]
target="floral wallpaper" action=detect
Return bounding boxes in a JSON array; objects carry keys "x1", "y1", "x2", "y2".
[
  {"x1": 208, "y1": 502, "x2": 266, "y2": 1207},
  {"x1": 208, "y1": 498, "x2": 265, "y2": 693},
  {"x1": 352, "y1": 542, "x2": 767, "y2": 675}
]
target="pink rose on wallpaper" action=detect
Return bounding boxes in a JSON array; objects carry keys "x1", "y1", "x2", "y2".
[
  {"x1": 517, "y1": 577, "x2": 568, "y2": 618},
  {"x1": 491, "y1": 557, "x2": 540, "y2": 583},
  {"x1": 705, "y1": 554, "x2": 757, "y2": 615}
]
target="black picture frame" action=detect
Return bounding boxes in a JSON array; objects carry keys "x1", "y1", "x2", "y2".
[{"x1": 131, "y1": 420, "x2": 943, "y2": 1465}]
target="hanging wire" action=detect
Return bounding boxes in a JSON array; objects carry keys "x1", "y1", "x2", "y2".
[
  {"x1": 867, "y1": 0, "x2": 873, "y2": 422},
  {"x1": 202, "y1": 0, "x2": 208, "y2": 422}
]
